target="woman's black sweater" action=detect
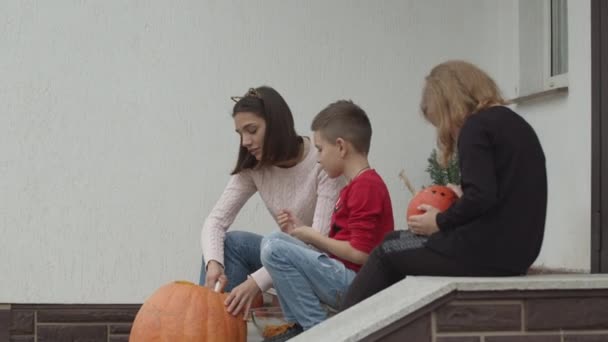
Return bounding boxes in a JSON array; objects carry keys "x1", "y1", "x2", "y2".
[{"x1": 428, "y1": 106, "x2": 547, "y2": 274}]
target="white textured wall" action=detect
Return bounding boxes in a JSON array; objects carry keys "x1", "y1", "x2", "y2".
[
  {"x1": 0, "y1": 0, "x2": 591, "y2": 303},
  {"x1": 512, "y1": 1, "x2": 592, "y2": 271}
]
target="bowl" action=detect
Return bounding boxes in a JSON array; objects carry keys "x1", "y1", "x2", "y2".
[{"x1": 250, "y1": 306, "x2": 293, "y2": 339}]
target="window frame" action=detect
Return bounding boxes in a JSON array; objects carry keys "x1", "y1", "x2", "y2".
[
  {"x1": 513, "y1": 0, "x2": 569, "y2": 102},
  {"x1": 544, "y1": 0, "x2": 569, "y2": 90}
]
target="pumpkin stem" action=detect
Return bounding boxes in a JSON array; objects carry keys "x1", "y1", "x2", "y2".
[{"x1": 399, "y1": 169, "x2": 417, "y2": 197}]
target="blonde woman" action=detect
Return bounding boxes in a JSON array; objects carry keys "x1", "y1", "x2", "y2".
[{"x1": 342, "y1": 61, "x2": 547, "y2": 309}]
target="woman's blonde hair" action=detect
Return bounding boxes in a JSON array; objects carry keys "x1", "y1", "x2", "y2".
[{"x1": 421, "y1": 60, "x2": 507, "y2": 166}]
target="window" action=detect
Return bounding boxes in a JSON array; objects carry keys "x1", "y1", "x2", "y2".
[
  {"x1": 515, "y1": 0, "x2": 569, "y2": 101},
  {"x1": 548, "y1": 0, "x2": 568, "y2": 86}
]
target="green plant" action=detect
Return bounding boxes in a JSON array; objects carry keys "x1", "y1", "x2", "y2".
[{"x1": 425, "y1": 149, "x2": 460, "y2": 185}]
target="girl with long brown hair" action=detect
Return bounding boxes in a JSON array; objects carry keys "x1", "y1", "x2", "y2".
[{"x1": 200, "y1": 86, "x2": 343, "y2": 317}]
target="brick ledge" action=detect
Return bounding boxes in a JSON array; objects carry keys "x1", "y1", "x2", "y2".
[{"x1": 291, "y1": 274, "x2": 608, "y2": 342}]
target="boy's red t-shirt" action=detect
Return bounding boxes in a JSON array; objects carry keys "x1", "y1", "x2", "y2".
[{"x1": 329, "y1": 169, "x2": 394, "y2": 272}]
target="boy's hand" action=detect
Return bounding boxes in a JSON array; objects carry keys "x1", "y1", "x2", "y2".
[
  {"x1": 277, "y1": 209, "x2": 304, "y2": 234},
  {"x1": 446, "y1": 183, "x2": 463, "y2": 198},
  {"x1": 290, "y1": 226, "x2": 319, "y2": 244},
  {"x1": 407, "y1": 204, "x2": 440, "y2": 236},
  {"x1": 224, "y1": 277, "x2": 261, "y2": 319}
]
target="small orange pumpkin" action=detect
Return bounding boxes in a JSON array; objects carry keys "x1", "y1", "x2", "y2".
[
  {"x1": 406, "y1": 185, "x2": 457, "y2": 219},
  {"x1": 130, "y1": 281, "x2": 246, "y2": 342}
]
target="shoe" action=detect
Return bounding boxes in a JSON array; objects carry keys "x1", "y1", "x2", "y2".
[{"x1": 263, "y1": 323, "x2": 303, "y2": 342}]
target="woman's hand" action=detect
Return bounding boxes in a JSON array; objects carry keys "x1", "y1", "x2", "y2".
[
  {"x1": 224, "y1": 277, "x2": 261, "y2": 318},
  {"x1": 276, "y1": 209, "x2": 304, "y2": 234},
  {"x1": 407, "y1": 204, "x2": 440, "y2": 236},
  {"x1": 447, "y1": 183, "x2": 463, "y2": 198},
  {"x1": 204, "y1": 260, "x2": 228, "y2": 291}
]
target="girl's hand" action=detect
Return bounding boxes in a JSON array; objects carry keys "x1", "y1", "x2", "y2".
[
  {"x1": 447, "y1": 183, "x2": 463, "y2": 198},
  {"x1": 204, "y1": 260, "x2": 227, "y2": 291},
  {"x1": 224, "y1": 277, "x2": 261, "y2": 319},
  {"x1": 277, "y1": 209, "x2": 304, "y2": 234},
  {"x1": 290, "y1": 226, "x2": 317, "y2": 244},
  {"x1": 407, "y1": 204, "x2": 440, "y2": 236}
]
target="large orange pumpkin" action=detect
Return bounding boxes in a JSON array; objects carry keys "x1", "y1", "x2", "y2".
[
  {"x1": 130, "y1": 281, "x2": 246, "y2": 342},
  {"x1": 406, "y1": 185, "x2": 457, "y2": 219}
]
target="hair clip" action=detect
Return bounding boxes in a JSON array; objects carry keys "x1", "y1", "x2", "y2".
[{"x1": 230, "y1": 88, "x2": 260, "y2": 103}]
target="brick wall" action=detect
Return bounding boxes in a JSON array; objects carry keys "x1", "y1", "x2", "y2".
[
  {"x1": 2, "y1": 290, "x2": 608, "y2": 341},
  {"x1": 363, "y1": 290, "x2": 608, "y2": 342},
  {"x1": 0, "y1": 304, "x2": 140, "y2": 342}
]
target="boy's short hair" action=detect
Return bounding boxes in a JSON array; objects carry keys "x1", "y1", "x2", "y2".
[{"x1": 311, "y1": 100, "x2": 372, "y2": 154}]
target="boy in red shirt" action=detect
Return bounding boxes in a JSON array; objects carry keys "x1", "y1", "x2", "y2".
[{"x1": 260, "y1": 100, "x2": 394, "y2": 341}]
